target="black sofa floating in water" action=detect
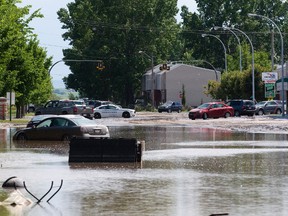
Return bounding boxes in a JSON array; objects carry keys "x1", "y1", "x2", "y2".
[{"x1": 68, "y1": 137, "x2": 144, "y2": 165}]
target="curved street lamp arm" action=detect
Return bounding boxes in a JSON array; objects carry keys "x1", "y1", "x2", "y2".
[
  {"x1": 231, "y1": 27, "x2": 255, "y2": 102},
  {"x1": 213, "y1": 26, "x2": 242, "y2": 72},
  {"x1": 248, "y1": 13, "x2": 285, "y2": 116},
  {"x1": 223, "y1": 27, "x2": 242, "y2": 72},
  {"x1": 202, "y1": 33, "x2": 227, "y2": 72}
]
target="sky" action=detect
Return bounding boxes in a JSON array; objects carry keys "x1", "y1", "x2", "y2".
[{"x1": 19, "y1": 0, "x2": 197, "y2": 89}]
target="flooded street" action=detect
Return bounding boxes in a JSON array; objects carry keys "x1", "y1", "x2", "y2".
[{"x1": 1, "y1": 122, "x2": 288, "y2": 216}]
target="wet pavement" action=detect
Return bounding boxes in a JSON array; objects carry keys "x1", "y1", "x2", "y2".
[{"x1": 1, "y1": 124, "x2": 288, "y2": 216}]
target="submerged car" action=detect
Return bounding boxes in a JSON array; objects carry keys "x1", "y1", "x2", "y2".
[
  {"x1": 93, "y1": 104, "x2": 135, "y2": 119},
  {"x1": 158, "y1": 101, "x2": 182, "y2": 113},
  {"x1": 188, "y1": 102, "x2": 234, "y2": 120},
  {"x1": 13, "y1": 115, "x2": 110, "y2": 141},
  {"x1": 255, "y1": 100, "x2": 283, "y2": 115}
]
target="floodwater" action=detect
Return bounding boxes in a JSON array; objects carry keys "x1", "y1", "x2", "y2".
[{"x1": 1, "y1": 126, "x2": 288, "y2": 216}]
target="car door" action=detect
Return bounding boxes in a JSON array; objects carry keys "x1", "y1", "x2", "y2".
[
  {"x1": 265, "y1": 101, "x2": 277, "y2": 114},
  {"x1": 208, "y1": 104, "x2": 221, "y2": 117},
  {"x1": 172, "y1": 102, "x2": 181, "y2": 112},
  {"x1": 98, "y1": 105, "x2": 110, "y2": 117},
  {"x1": 48, "y1": 118, "x2": 70, "y2": 140},
  {"x1": 217, "y1": 103, "x2": 227, "y2": 117},
  {"x1": 26, "y1": 118, "x2": 56, "y2": 140},
  {"x1": 171, "y1": 102, "x2": 177, "y2": 111},
  {"x1": 33, "y1": 118, "x2": 71, "y2": 140},
  {"x1": 108, "y1": 105, "x2": 119, "y2": 117}
]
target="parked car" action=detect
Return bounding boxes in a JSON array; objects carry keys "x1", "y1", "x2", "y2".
[
  {"x1": 26, "y1": 114, "x2": 57, "y2": 128},
  {"x1": 255, "y1": 100, "x2": 283, "y2": 115},
  {"x1": 35, "y1": 100, "x2": 94, "y2": 119},
  {"x1": 158, "y1": 101, "x2": 182, "y2": 113},
  {"x1": 188, "y1": 102, "x2": 234, "y2": 120},
  {"x1": 13, "y1": 115, "x2": 110, "y2": 142},
  {"x1": 93, "y1": 104, "x2": 136, "y2": 119},
  {"x1": 226, "y1": 99, "x2": 256, "y2": 116}
]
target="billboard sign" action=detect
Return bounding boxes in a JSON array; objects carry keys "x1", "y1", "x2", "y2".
[{"x1": 262, "y1": 72, "x2": 278, "y2": 82}]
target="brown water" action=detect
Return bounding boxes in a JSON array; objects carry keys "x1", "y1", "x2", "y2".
[{"x1": 1, "y1": 126, "x2": 288, "y2": 216}]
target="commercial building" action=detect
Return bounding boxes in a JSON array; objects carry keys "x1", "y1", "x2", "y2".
[{"x1": 142, "y1": 63, "x2": 221, "y2": 108}]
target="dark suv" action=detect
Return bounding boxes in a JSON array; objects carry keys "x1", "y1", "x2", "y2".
[
  {"x1": 158, "y1": 101, "x2": 182, "y2": 113},
  {"x1": 226, "y1": 99, "x2": 256, "y2": 116}
]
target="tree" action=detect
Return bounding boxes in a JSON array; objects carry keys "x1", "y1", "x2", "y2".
[
  {"x1": 58, "y1": 0, "x2": 180, "y2": 106},
  {"x1": 0, "y1": 0, "x2": 53, "y2": 117},
  {"x1": 179, "y1": 0, "x2": 288, "y2": 70},
  {"x1": 180, "y1": 0, "x2": 288, "y2": 101},
  {"x1": 205, "y1": 49, "x2": 271, "y2": 101}
]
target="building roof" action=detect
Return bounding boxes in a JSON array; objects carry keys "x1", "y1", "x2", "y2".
[{"x1": 144, "y1": 63, "x2": 220, "y2": 81}]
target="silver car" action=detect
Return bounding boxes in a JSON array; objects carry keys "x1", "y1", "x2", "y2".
[
  {"x1": 93, "y1": 104, "x2": 136, "y2": 119},
  {"x1": 255, "y1": 100, "x2": 283, "y2": 115}
]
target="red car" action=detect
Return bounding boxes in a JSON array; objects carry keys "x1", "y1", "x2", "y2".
[{"x1": 188, "y1": 102, "x2": 234, "y2": 120}]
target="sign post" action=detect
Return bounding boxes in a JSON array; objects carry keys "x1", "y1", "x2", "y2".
[
  {"x1": 262, "y1": 72, "x2": 278, "y2": 99},
  {"x1": 6, "y1": 92, "x2": 15, "y2": 121},
  {"x1": 265, "y1": 83, "x2": 275, "y2": 98}
]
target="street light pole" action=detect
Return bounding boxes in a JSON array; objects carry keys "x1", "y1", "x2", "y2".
[
  {"x1": 248, "y1": 13, "x2": 285, "y2": 116},
  {"x1": 202, "y1": 33, "x2": 228, "y2": 72},
  {"x1": 213, "y1": 26, "x2": 242, "y2": 72},
  {"x1": 230, "y1": 27, "x2": 255, "y2": 102},
  {"x1": 139, "y1": 51, "x2": 155, "y2": 108}
]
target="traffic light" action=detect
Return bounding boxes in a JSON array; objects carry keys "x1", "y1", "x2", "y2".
[
  {"x1": 160, "y1": 64, "x2": 170, "y2": 71},
  {"x1": 96, "y1": 61, "x2": 105, "y2": 70}
]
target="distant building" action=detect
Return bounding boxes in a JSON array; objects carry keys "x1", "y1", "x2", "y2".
[{"x1": 142, "y1": 63, "x2": 221, "y2": 108}]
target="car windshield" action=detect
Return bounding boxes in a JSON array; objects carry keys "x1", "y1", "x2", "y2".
[{"x1": 197, "y1": 103, "x2": 210, "y2": 109}]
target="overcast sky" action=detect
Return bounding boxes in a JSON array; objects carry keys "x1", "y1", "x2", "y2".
[{"x1": 19, "y1": 0, "x2": 197, "y2": 88}]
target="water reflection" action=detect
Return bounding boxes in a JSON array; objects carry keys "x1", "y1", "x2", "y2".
[{"x1": 1, "y1": 126, "x2": 288, "y2": 215}]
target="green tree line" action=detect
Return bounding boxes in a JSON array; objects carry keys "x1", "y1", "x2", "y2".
[
  {"x1": 58, "y1": 0, "x2": 288, "y2": 105},
  {"x1": 0, "y1": 0, "x2": 52, "y2": 117}
]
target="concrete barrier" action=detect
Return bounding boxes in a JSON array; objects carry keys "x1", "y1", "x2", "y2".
[{"x1": 68, "y1": 138, "x2": 144, "y2": 165}]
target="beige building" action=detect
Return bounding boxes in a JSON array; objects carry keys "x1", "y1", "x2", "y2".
[{"x1": 142, "y1": 63, "x2": 221, "y2": 108}]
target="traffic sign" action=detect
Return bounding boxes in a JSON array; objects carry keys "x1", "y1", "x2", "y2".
[{"x1": 265, "y1": 83, "x2": 275, "y2": 98}]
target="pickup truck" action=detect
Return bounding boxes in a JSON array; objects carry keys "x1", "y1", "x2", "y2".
[{"x1": 35, "y1": 100, "x2": 94, "y2": 119}]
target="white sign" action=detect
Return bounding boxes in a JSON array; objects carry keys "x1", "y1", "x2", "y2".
[
  {"x1": 262, "y1": 72, "x2": 278, "y2": 81},
  {"x1": 6, "y1": 92, "x2": 15, "y2": 105}
]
